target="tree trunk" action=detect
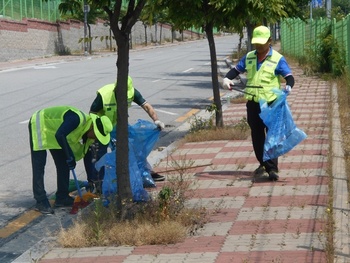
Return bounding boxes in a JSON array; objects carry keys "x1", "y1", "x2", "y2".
[
  {"x1": 155, "y1": 23, "x2": 158, "y2": 44},
  {"x1": 159, "y1": 24, "x2": 162, "y2": 45},
  {"x1": 112, "y1": 26, "x2": 133, "y2": 213},
  {"x1": 246, "y1": 22, "x2": 254, "y2": 52},
  {"x1": 88, "y1": 24, "x2": 92, "y2": 54},
  {"x1": 237, "y1": 32, "x2": 243, "y2": 60},
  {"x1": 144, "y1": 24, "x2": 147, "y2": 46},
  {"x1": 171, "y1": 26, "x2": 174, "y2": 43},
  {"x1": 103, "y1": 0, "x2": 148, "y2": 218},
  {"x1": 205, "y1": 23, "x2": 223, "y2": 128}
]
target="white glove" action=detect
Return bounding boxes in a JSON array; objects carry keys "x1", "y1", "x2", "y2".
[
  {"x1": 222, "y1": 77, "x2": 233, "y2": 90},
  {"x1": 154, "y1": 120, "x2": 165, "y2": 130},
  {"x1": 283, "y1": 85, "x2": 292, "y2": 94}
]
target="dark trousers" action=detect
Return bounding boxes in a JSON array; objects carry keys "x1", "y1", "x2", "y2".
[
  {"x1": 84, "y1": 141, "x2": 108, "y2": 182},
  {"x1": 246, "y1": 100, "x2": 278, "y2": 173},
  {"x1": 29, "y1": 123, "x2": 70, "y2": 202}
]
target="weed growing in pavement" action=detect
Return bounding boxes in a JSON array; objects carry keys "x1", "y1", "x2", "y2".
[
  {"x1": 164, "y1": 154, "x2": 195, "y2": 181},
  {"x1": 185, "y1": 116, "x2": 249, "y2": 142},
  {"x1": 189, "y1": 114, "x2": 214, "y2": 133},
  {"x1": 289, "y1": 44, "x2": 350, "y2": 261},
  {"x1": 188, "y1": 103, "x2": 216, "y2": 133},
  {"x1": 336, "y1": 72, "x2": 350, "y2": 202},
  {"x1": 57, "y1": 154, "x2": 208, "y2": 248},
  {"x1": 321, "y1": 70, "x2": 350, "y2": 261}
]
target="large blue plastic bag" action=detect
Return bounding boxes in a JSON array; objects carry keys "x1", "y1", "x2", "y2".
[
  {"x1": 129, "y1": 119, "x2": 160, "y2": 188},
  {"x1": 109, "y1": 120, "x2": 160, "y2": 188},
  {"x1": 259, "y1": 89, "x2": 307, "y2": 161},
  {"x1": 95, "y1": 141, "x2": 149, "y2": 206}
]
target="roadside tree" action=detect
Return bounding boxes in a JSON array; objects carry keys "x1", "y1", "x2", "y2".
[
  {"x1": 148, "y1": 0, "x2": 303, "y2": 128},
  {"x1": 56, "y1": 0, "x2": 147, "y2": 215}
]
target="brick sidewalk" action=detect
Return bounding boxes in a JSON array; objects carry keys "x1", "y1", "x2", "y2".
[{"x1": 30, "y1": 61, "x2": 350, "y2": 263}]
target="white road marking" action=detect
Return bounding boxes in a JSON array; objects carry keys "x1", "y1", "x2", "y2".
[
  {"x1": 155, "y1": 109, "x2": 178, "y2": 115},
  {"x1": 183, "y1": 68, "x2": 193, "y2": 73},
  {"x1": 19, "y1": 120, "x2": 29, "y2": 124},
  {"x1": 152, "y1": 78, "x2": 166, "y2": 83},
  {"x1": 33, "y1": 65, "x2": 57, "y2": 69}
]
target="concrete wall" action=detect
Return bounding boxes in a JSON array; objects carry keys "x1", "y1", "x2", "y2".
[{"x1": 0, "y1": 18, "x2": 202, "y2": 62}]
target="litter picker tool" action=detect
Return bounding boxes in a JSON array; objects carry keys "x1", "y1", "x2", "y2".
[
  {"x1": 69, "y1": 168, "x2": 92, "y2": 214},
  {"x1": 62, "y1": 143, "x2": 96, "y2": 214},
  {"x1": 229, "y1": 84, "x2": 262, "y2": 97}
]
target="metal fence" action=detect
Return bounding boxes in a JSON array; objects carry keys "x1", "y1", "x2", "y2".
[
  {"x1": 281, "y1": 16, "x2": 350, "y2": 68},
  {"x1": 0, "y1": 0, "x2": 61, "y2": 22}
]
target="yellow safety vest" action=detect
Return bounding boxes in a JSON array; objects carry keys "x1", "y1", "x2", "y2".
[
  {"x1": 244, "y1": 50, "x2": 282, "y2": 103},
  {"x1": 97, "y1": 76, "x2": 135, "y2": 126},
  {"x1": 30, "y1": 106, "x2": 94, "y2": 160}
]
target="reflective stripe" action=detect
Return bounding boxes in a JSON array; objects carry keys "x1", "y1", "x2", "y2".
[
  {"x1": 35, "y1": 110, "x2": 43, "y2": 149},
  {"x1": 79, "y1": 110, "x2": 86, "y2": 124}
]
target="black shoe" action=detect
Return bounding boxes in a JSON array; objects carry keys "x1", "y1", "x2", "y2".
[
  {"x1": 55, "y1": 196, "x2": 75, "y2": 207},
  {"x1": 268, "y1": 171, "x2": 279, "y2": 181},
  {"x1": 151, "y1": 172, "x2": 165, "y2": 181},
  {"x1": 94, "y1": 181, "x2": 102, "y2": 194},
  {"x1": 253, "y1": 165, "x2": 265, "y2": 176},
  {"x1": 86, "y1": 181, "x2": 95, "y2": 193},
  {"x1": 35, "y1": 199, "x2": 54, "y2": 214}
]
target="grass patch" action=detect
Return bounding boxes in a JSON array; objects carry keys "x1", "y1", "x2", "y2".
[
  {"x1": 58, "y1": 216, "x2": 187, "y2": 247},
  {"x1": 57, "y1": 157, "x2": 209, "y2": 248},
  {"x1": 185, "y1": 117, "x2": 250, "y2": 142},
  {"x1": 230, "y1": 95, "x2": 246, "y2": 104}
]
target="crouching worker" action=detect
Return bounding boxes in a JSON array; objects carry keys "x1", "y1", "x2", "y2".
[
  {"x1": 85, "y1": 76, "x2": 165, "y2": 194},
  {"x1": 28, "y1": 106, "x2": 113, "y2": 214}
]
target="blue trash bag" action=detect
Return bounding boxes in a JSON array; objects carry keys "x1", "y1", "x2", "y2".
[
  {"x1": 259, "y1": 89, "x2": 307, "y2": 161},
  {"x1": 109, "y1": 120, "x2": 160, "y2": 188},
  {"x1": 129, "y1": 119, "x2": 160, "y2": 188},
  {"x1": 95, "y1": 140, "x2": 150, "y2": 206}
]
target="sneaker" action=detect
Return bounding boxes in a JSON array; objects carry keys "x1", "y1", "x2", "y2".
[
  {"x1": 253, "y1": 165, "x2": 265, "y2": 176},
  {"x1": 268, "y1": 170, "x2": 279, "y2": 181},
  {"x1": 151, "y1": 172, "x2": 165, "y2": 182},
  {"x1": 35, "y1": 199, "x2": 54, "y2": 215},
  {"x1": 55, "y1": 196, "x2": 75, "y2": 207}
]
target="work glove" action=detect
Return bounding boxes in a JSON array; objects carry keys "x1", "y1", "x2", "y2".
[
  {"x1": 154, "y1": 120, "x2": 165, "y2": 130},
  {"x1": 222, "y1": 77, "x2": 233, "y2": 90},
  {"x1": 283, "y1": 85, "x2": 292, "y2": 94},
  {"x1": 66, "y1": 157, "x2": 76, "y2": 170}
]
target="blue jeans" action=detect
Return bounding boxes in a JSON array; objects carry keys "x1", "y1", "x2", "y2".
[{"x1": 29, "y1": 122, "x2": 70, "y2": 202}]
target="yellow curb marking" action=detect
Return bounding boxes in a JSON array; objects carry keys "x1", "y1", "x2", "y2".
[
  {"x1": 0, "y1": 210, "x2": 42, "y2": 238},
  {"x1": 175, "y1": 109, "x2": 199, "y2": 122}
]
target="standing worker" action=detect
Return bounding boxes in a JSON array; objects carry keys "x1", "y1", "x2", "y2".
[
  {"x1": 85, "y1": 76, "x2": 165, "y2": 191},
  {"x1": 29, "y1": 106, "x2": 113, "y2": 214},
  {"x1": 222, "y1": 25, "x2": 295, "y2": 181}
]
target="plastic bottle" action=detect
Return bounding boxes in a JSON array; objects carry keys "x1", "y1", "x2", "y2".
[{"x1": 226, "y1": 94, "x2": 231, "y2": 104}]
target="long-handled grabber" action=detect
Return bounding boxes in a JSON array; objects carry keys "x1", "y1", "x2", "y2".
[
  {"x1": 230, "y1": 85, "x2": 262, "y2": 97},
  {"x1": 70, "y1": 169, "x2": 96, "y2": 214}
]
